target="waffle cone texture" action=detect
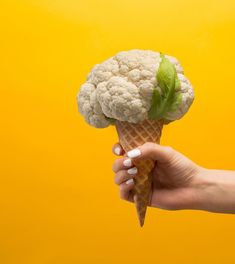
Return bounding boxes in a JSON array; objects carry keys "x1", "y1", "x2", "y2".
[{"x1": 115, "y1": 119, "x2": 163, "y2": 227}]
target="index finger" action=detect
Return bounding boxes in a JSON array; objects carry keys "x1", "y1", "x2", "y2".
[{"x1": 126, "y1": 142, "x2": 175, "y2": 163}]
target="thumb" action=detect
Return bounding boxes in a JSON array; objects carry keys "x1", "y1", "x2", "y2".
[{"x1": 126, "y1": 142, "x2": 174, "y2": 163}]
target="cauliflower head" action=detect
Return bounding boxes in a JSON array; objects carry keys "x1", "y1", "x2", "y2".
[{"x1": 77, "y1": 49, "x2": 194, "y2": 128}]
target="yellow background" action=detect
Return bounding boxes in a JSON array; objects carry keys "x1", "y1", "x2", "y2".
[{"x1": 1, "y1": 0, "x2": 235, "y2": 263}]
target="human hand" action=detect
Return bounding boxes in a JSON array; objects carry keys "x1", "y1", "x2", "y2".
[{"x1": 112, "y1": 142, "x2": 203, "y2": 210}]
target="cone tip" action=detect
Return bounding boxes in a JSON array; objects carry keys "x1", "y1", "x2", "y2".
[{"x1": 139, "y1": 218, "x2": 145, "y2": 227}]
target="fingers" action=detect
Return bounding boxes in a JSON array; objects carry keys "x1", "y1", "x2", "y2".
[
  {"x1": 112, "y1": 143, "x2": 125, "y2": 156},
  {"x1": 114, "y1": 164, "x2": 138, "y2": 202},
  {"x1": 112, "y1": 142, "x2": 175, "y2": 204},
  {"x1": 126, "y1": 142, "x2": 175, "y2": 163},
  {"x1": 112, "y1": 143, "x2": 135, "y2": 203},
  {"x1": 119, "y1": 178, "x2": 135, "y2": 202},
  {"x1": 112, "y1": 157, "x2": 133, "y2": 173},
  {"x1": 114, "y1": 168, "x2": 138, "y2": 185}
]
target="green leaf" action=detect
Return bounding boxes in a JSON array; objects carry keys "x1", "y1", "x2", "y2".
[
  {"x1": 148, "y1": 88, "x2": 162, "y2": 120},
  {"x1": 168, "y1": 92, "x2": 182, "y2": 112},
  {"x1": 157, "y1": 54, "x2": 176, "y2": 95},
  {"x1": 148, "y1": 54, "x2": 182, "y2": 121},
  {"x1": 175, "y1": 75, "x2": 180, "y2": 90}
]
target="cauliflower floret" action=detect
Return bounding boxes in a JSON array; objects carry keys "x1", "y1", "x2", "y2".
[
  {"x1": 77, "y1": 49, "x2": 194, "y2": 128},
  {"x1": 77, "y1": 83, "x2": 110, "y2": 128},
  {"x1": 96, "y1": 76, "x2": 147, "y2": 123}
]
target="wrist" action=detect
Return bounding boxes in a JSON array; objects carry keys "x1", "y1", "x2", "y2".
[
  {"x1": 189, "y1": 166, "x2": 218, "y2": 211},
  {"x1": 189, "y1": 167, "x2": 235, "y2": 212}
]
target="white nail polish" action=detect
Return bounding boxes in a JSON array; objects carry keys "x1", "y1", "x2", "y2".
[
  {"x1": 123, "y1": 158, "x2": 132, "y2": 167},
  {"x1": 127, "y1": 167, "x2": 138, "y2": 175},
  {"x1": 127, "y1": 148, "x2": 141, "y2": 158},
  {"x1": 126, "y1": 178, "x2": 134, "y2": 185},
  {"x1": 114, "y1": 147, "x2": 121, "y2": 155}
]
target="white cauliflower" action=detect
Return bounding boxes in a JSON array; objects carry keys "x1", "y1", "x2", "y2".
[{"x1": 77, "y1": 49, "x2": 194, "y2": 128}]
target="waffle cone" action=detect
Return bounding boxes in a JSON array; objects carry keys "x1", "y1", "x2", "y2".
[{"x1": 115, "y1": 119, "x2": 163, "y2": 227}]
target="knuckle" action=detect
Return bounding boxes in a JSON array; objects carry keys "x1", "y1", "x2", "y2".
[
  {"x1": 142, "y1": 142, "x2": 156, "y2": 155},
  {"x1": 163, "y1": 146, "x2": 174, "y2": 155},
  {"x1": 114, "y1": 174, "x2": 119, "y2": 185},
  {"x1": 119, "y1": 188, "x2": 125, "y2": 200},
  {"x1": 143, "y1": 142, "x2": 155, "y2": 149},
  {"x1": 112, "y1": 162, "x2": 117, "y2": 173},
  {"x1": 144, "y1": 142, "x2": 160, "y2": 157},
  {"x1": 114, "y1": 170, "x2": 125, "y2": 185},
  {"x1": 112, "y1": 159, "x2": 121, "y2": 172}
]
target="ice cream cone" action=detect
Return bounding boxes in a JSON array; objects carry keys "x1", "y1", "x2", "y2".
[{"x1": 115, "y1": 119, "x2": 163, "y2": 227}]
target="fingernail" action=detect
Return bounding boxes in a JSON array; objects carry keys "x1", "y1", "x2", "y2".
[
  {"x1": 114, "y1": 147, "x2": 121, "y2": 155},
  {"x1": 126, "y1": 178, "x2": 134, "y2": 185},
  {"x1": 127, "y1": 167, "x2": 138, "y2": 175},
  {"x1": 123, "y1": 158, "x2": 132, "y2": 167},
  {"x1": 127, "y1": 148, "x2": 141, "y2": 158}
]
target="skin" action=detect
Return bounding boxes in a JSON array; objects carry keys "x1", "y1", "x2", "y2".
[{"x1": 112, "y1": 142, "x2": 235, "y2": 213}]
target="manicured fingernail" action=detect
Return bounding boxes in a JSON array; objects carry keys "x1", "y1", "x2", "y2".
[
  {"x1": 123, "y1": 158, "x2": 132, "y2": 167},
  {"x1": 127, "y1": 148, "x2": 141, "y2": 158},
  {"x1": 114, "y1": 147, "x2": 121, "y2": 155},
  {"x1": 126, "y1": 178, "x2": 134, "y2": 185},
  {"x1": 127, "y1": 167, "x2": 138, "y2": 175}
]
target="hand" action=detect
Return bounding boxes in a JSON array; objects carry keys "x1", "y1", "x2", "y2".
[{"x1": 112, "y1": 142, "x2": 203, "y2": 210}]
